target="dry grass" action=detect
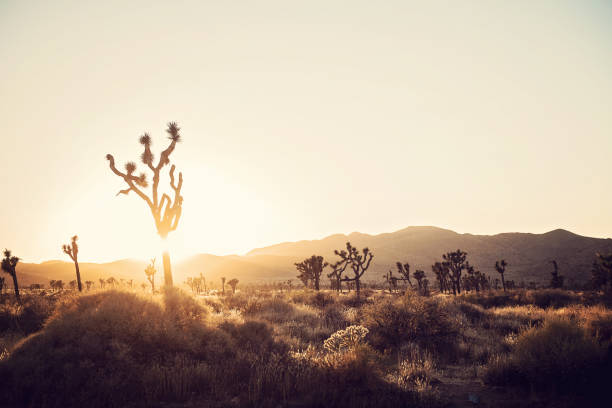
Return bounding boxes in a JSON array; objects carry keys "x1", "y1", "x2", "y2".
[{"x1": 0, "y1": 286, "x2": 610, "y2": 407}]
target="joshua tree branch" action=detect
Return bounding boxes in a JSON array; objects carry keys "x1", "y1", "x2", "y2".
[
  {"x1": 106, "y1": 154, "x2": 154, "y2": 210},
  {"x1": 116, "y1": 187, "x2": 132, "y2": 196}
]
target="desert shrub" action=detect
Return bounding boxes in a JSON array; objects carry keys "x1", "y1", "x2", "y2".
[
  {"x1": 290, "y1": 290, "x2": 337, "y2": 309},
  {"x1": 525, "y1": 289, "x2": 581, "y2": 309},
  {"x1": 202, "y1": 296, "x2": 223, "y2": 313},
  {"x1": 461, "y1": 289, "x2": 582, "y2": 309},
  {"x1": 319, "y1": 303, "x2": 351, "y2": 331},
  {"x1": 0, "y1": 295, "x2": 56, "y2": 335},
  {"x1": 361, "y1": 295, "x2": 458, "y2": 361},
  {"x1": 483, "y1": 318, "x2": 609, "y2": 396},
  {"x1": 221, "y1": 291, "x2": 252, "y2": 311},
  {"x1": 0, "y1": 290, "x2": 293, "y2": 407},
  {"x1": 581, "y1": 307, "x2": 612, "y2": 345},
  {"x1": 391, "y1": 344, "x2": 439, "y2": 391},
  {"x1": 337, "y1": 293, "x2": 371, "y2": 308}
]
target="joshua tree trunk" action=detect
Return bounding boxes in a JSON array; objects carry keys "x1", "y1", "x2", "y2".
[
  {"x1": 9, "y1": 273, "x2": 19, "y2": 300},
  {"x1": 75, "y1": 260, "x2": 82, "y2": 292},
  {"x1": 163, "y1": 251, "x2": 173, "y2": 287}
]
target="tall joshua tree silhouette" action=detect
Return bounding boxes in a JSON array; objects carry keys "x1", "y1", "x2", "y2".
[
  {"x1": 62, "y1": 235, "x2": 82, "y2": 292},
  {"x1": 106, "y1": 122, "x2": 184, "y2": 287},
  {"x1": 1, "y1": 249, "x2": 20, "y2": 300}
]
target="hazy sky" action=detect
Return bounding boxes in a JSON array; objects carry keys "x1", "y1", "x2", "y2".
[{"x1": 1, "y1": 0, "x2": 611, "y2": 263}]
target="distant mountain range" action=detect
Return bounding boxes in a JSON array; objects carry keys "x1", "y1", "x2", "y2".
[{"x1": 9, "y1": 227, "x2": 612, "y2": 289}]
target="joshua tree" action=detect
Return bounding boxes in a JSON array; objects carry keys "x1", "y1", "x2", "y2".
[
  {"x1": 228, "y1": 278, "x2": 239, "y2": 294},
  {"x1": 295, "y1": 255, "x2": 328, "y2": 291},
  {"x1": 395, "y1": 262, "x2": 413, "y2": 288},
  {"x1": 442, "y1": 249, "x2": 468, "y2": 295},
  {"x1": 106, "y1": 277, "x2": 117, "y2": 288},
  {"x1": 550, "y1": 260, "x2": 564, "y2": 288},
  {"x1": 99, "y1": 278, "x2": 105, "y2": 289},
  {"x1": 432, "y1": 261, "x2": 449, "y2": 294},
  {"x1": 62, "y1": 235, "x2": 82, "y2": 292},
  {"x1": 328, "y1": 259, "x2": 349, "y2": 293},
  {"x1": 334, "y1": 242, "x2": 373, "y2": 299},
  {"x1": 1, "y1": 249, "x2": 20, "y2": 300},
  {"x1": 494, "y1": 259, "x2": 508, "y2": 292},
  {"x1": 413, "y1": 269, "x2": 425, "y2": 291},
  {"x1": 221, "y1": 277, "x2": 226, "y2": 295},
  {"x1": 144, "y1": 258, "x2": 156, "y2": 292},
  {"x1": 384, "y1": 270, "x2": 398, "y2": 293},
  {"x1": 85, "y1": 281, "x2": 94, "y2": 291},
  {"x1": 105, "y1": 122, "x2": 184, "y2": 287},
  {"x1": 592, "y1": 253, "x2": 612, "y2": 291},
  {"x1": 50, "y1": 279, "x2": 64, "y2": 291}
]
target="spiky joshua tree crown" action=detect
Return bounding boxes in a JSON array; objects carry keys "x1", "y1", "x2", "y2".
[{"x1": 106, "y1": 122, "x2": 184, "y2": 238}]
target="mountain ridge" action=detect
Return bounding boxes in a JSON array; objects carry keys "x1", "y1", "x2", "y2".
[{"x1": 6, "y1": 227, "x2": 612, "y2": 288}]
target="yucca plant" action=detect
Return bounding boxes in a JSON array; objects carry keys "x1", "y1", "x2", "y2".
[
  {"x1": 106, "y1": 122, "x2": 184, "y2": 287},
  {"x1": 1, "y1": 249, "x2": 20, "y2": 300},
  {"x1": 62, "y1": 235, "x2": 82, "y2": 292}
]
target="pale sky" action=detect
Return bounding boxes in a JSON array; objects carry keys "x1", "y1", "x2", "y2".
[{"x1": 1, "y1": 0, "x2": 611, "y2": 263}]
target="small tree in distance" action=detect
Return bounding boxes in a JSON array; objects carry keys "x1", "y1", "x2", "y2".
[
  {"x1": 494, "y1": 259, "x2": 508, "y2": 292},
  {"x1": 413, "y1": 269, "x2": 425, "y2": 292},
  {"x1": 144, "y1": 258, "x2": 156, "y2": 292},
  {"x1": 395, "y1": 262, "x2": 413, "y2": 288},
  {"x1": 328, "y1": 259, "x2": 349, "y2": 293},
  {"x1": 228, "y1": 278, "x2": 239, "y2": 294},
  {"x1": 334, "y1": 242, "x2": 373, "y2": 299},
  {"x1": 550, "y1": 260, "x2": 564, "y2": 288},
  {"x1": 221, "y1": 277, "x2": 226, "y2": 295},
  {"x1": 1, "y1": 249, "x2": 20, "y2": 300},
  {"x1": 62, "y1": 235, "x2": 82, "y2": 292},
  {"x1": 295, "y1": 255, "x2": 328, "y2": 291},
  {"x1": 105, "y1": 122, "x2": 184, "y2": 288},
  {"x1": 443, "y1": 249, "x2": 468, "y2": 295}
]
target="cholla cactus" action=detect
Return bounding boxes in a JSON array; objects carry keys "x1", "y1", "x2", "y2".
[
  {"x1": 105, "y1": 122, "x2": 184, "y2": 287},
  {"x1": 323, "y1": 325, "x2": 369, "y2": 353},
  {"x1": 62, "y1": 235, "x2": 82, "y2": 292}
]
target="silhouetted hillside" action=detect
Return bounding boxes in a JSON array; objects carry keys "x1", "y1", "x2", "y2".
[
  {"x1": 10, "y1": 227, "x2": 612, "y2": 288},
  {"x1": 247, "y1": 227, "x2": 612, "y2": 286}
]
